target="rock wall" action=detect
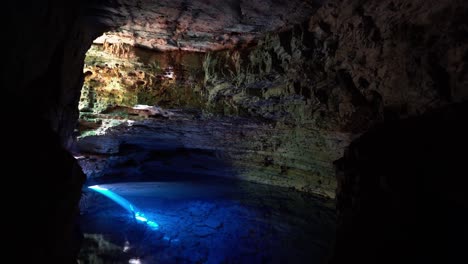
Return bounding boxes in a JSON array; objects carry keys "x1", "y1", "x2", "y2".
[
  {"x1": 79, "y1": 44, "x2": 205, "y2": 115},
  {"x1": 200, "y1": 0, "x2": 468, "y2": 198},
  {"x1": 91, "y1": 0, "x2": 322, "y2": 51},
  {"x1": 308, "y1": 0, "x2": 468, "y2": 116},
  {"x1": 311, "y1": 1, "x2": 468, "y2": 262},
  {"x1": 2, "y1": 2, "x2": 113, "y2": 147},
  {"x1": 203, "y1": 22, "x2": 382, "y2": 131},
  {"x1": 1, "y1": 1, "x2": 114, "y2": 262},
  {"x1": 204, "y1": 0, "x2": 468, "y2": 126}
]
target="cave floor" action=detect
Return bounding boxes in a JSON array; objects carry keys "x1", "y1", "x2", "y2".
[{"x1": 77, "y1": 110, "x2": 336, "y2": 264}]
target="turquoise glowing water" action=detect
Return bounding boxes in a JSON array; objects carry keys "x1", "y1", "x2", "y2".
[
  {"x1": 80, "y1": 181, "x2": 336, "y2": 264},
  {"x1": 88, "y1": 185, "x2": 159, "y2": 229}
]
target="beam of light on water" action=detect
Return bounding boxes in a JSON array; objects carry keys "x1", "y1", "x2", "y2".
[{"x1": 88, "y1": 185, "x2": 159, "y2": 230}]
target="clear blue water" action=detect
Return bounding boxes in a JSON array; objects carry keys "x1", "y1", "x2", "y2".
[
  {"x1": 79, "y1": 179, "x2": 336, "y2": 264},
  {"x1": 88, "y1": 185, "x2": 159, "y2": 230}
]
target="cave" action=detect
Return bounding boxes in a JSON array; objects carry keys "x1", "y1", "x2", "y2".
[{"x1": 3, "y1": 0, "x2": 468, "y2": 263}]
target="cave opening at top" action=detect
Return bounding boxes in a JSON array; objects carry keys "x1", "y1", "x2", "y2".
[{"x1": 4, "y1": 0, "x2": 468, "y2": 263}]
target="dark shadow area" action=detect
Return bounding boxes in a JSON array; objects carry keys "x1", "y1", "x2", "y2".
[
  {"x1": 3, "y1": 116, "x2": 86, "y2": 263},
  {"x1": 332, "y1": 102, "x2": 468, "y2": 264}
]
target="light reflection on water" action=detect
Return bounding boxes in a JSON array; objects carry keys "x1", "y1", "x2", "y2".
[
  {"x1": 80, "y1": 182, "x2": 336, "y2": 264},
  {"x1": 88, "y1": 185, "x2": 159, "y2": 230}
]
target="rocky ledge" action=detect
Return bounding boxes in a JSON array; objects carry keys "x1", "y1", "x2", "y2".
[{"x1": 76, "y1": 109, "x2": 345, "y2": 198}]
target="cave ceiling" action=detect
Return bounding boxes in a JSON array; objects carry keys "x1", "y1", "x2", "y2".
[{"x1": 88, "y1": 0, "x2": 322, "y2": 52}]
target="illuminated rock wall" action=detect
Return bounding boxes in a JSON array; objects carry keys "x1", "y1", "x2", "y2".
[{"x1": 80, "y1": 44, "x2": 205, "y2": 114}]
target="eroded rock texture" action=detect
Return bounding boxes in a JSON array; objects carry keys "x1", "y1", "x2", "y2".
[
  {"x1": 308, "y1": 0, "x2": 468, "y2": 115},
  {"x1": 199, "y1": 0, "x2": 468, "y2": 196},
  {"x1": 93, "y1": 0, "x2": 322, "y2": 51},
  {"x1": 80, "y1": 44, "x2": 205, "y2": 114}
]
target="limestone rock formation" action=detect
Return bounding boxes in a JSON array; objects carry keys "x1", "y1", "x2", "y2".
[
  {"x1": 79, "y1": 44, "x2": 205, "y2": 114},
  {"x1": 92, "y1": 0, "x2": 322, "y2": 51},
  {"x1": 309, "y1": 0, "x2": 468, "y2": 115},
  {"x1": 204, "y1": 0, "x2": 468, "y2": 126},
  {"x1": 197, "y1": 0, "x2": 468, "y2": 197}
]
